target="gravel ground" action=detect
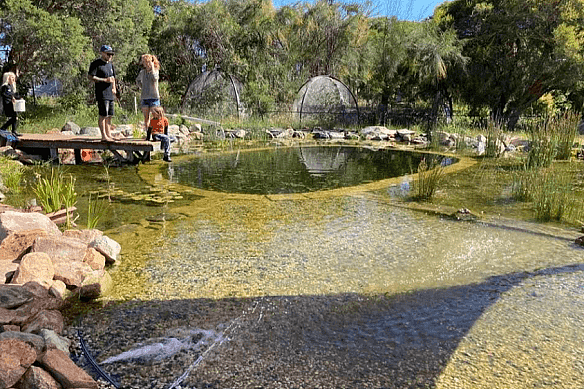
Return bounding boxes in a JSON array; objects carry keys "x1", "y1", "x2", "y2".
[{"x1": 66, "y1": 264, "x2": 584, "y2": 389}]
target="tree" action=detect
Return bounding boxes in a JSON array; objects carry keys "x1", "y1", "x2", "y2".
[
  {"x1": 436, "y1": 0, "x2": 584, "y2": 127},
  {"x1": 0, "y1": 0, "x2": 88, "y2": 82}
]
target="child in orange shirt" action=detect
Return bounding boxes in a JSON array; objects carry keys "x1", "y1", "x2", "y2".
[{"x1": 146, "y1": 106, "x2": 175, "y2": 162}]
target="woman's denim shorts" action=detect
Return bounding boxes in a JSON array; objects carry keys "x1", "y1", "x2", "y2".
[{"x1": 141, "y1": 98, "x2": 161, "y2": 108}]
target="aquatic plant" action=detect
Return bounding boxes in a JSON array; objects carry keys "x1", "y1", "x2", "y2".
[
  {"x1": 0, "y1": 156, "x2": 24, "y2": 193},
  {"x1": 524, "y1": 112, "x2": 578, "y2": 168},
  {"x1": 33, "y1": 167, "x2": 77, "y2": 214},
  {"x1": 413, "y1": 158, "x2": 445, "y2": 200},
  {"x1": 86, "y1": 192, "x2": 109, "y2": 229},
  {"x1": 512, "y1": 166, "x2": 571, "y2": 221}
]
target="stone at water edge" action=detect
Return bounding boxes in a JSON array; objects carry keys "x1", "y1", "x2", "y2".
[
  {"x1": 76, "y1": 269, "x2": 113, "y2": 301},
  {"x1": 40, "y1": 348, "x2": 99, "y2": 389},
  {"x1": 20, "y1": 365, "x2": 62, "y2": 389},
  {"x1": 88, "y1": 235, "x2": 121, "y2": 264},
  {"x1": 31, "y1": 235, "x2": 89, "y2": 264},
  {"x1": 0, "y1": 331, "x2": 46, "y2": 358},
  {"x1": 0, "y1": 229, "x2": 49, "y2": 262},
  {"x1": 0, "y1": 211, "x2": 61, "y2": 243},
  {"x1": 21, "y1": 309, "x2": 64, "y2": 335},
  {"x1": 575, "y1": 236, "x2": 584, "y2": 246}
]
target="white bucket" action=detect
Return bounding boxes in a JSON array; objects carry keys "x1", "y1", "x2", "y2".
[{"x1": 14, "y1": 99, "x2": 25, "y2": 112}]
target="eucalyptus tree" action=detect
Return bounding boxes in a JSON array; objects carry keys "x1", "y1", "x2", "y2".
[
  {"x1": 0, "y1": 0, "x2": 88, "y2": 84},
  {"x1": 149, "y1": 0, "x2": 240, "y2": 101},
  {"x1": 436, "y1": 0, "x2": 584, "y2": 127},
  {"x1": 287, "y1": 0, "x2": 370, "y2": 79}
]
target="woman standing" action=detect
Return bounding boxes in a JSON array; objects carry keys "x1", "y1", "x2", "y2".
[
  {"x1": 1, "y1": 72, "x2": 21, "y2": 136},
  {"x1": 136, "y1": 54, "x2": 161, "y2": 131}
]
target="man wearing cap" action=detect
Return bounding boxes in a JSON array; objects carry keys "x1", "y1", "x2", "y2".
[{"x1": 88, "y1": 45, "x2": 119, "y2": 141}]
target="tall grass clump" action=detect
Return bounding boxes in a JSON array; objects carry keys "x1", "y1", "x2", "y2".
[
  {"x1": 512, "y1": 166, "x2": 571, "y2": 221},
  {"x1": 0, "y1": 157, "x2": 24, "y2": 193},
  {"x1": 86, "y1": 192, "x2": 109, "y2": 229},
  {"x1": 485, "y1": 120, "x2": 504, "y2": 158},
  {"x1": 552, "y1": 112, "x2": 579, "y2": 160},
  {"x1": 33, "y1": 167, "x2": 77, "y2": 214},
  {"x1": 525, "y1": 112, "x2": 579, "y2": 168},
  {"x1": 413, "y1": 158, "x2": 446, "y2": 200}
]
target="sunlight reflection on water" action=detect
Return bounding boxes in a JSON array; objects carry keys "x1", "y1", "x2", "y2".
[{"x1": 143, "y1": 193, "x2": 584, "y2": 300}]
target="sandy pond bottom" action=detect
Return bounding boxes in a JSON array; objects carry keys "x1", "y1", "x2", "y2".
[{"x1": 72, "y1": 191, "x2": 584, "y2": 388}]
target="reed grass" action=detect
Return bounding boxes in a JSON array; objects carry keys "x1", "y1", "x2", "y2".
[
  {"x1": 86, "y1": 192, "x2": 109, "y2": 229},
  {"x1": 512, "y1": 166, "x2": 571, "y2": 221},
  {"x1": 413, "y1": 158, "x2": 445, "y2": 201}
]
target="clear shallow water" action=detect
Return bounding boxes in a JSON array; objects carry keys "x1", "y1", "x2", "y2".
[
  {"x1": 139, "y1": 193, "x2": 584, "y2": 300},
  {"x1": 78, "y1": 162, "x2": 584, "y2": 388},
  {"x1": 168, "y1": 146, "x2": 452, "y2": 194}
]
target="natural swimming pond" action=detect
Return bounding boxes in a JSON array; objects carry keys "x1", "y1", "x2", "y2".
[
  {"x1": 167, "y1": 145, "x2": 455, "y2": 194},
  {"x1": 45, "y1": 145, "x2": 583, "y2": 388}
]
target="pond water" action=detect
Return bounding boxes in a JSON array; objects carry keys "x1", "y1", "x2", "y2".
[
  {"x1": 168, "y1": 145, "x2": 453, "y2": 194},
  {"x1": 50, "y1": 146, "x2": 584, "y2": 388}
]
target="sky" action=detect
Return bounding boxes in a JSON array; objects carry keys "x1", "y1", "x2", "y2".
[{"x1": 271, "y1": 0, "x2": 447, "y2": 21}]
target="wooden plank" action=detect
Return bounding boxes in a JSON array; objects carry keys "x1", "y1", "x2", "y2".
[
  {"x1": 13, "y1": 133, "x2": 155, "y2": 165},
  {"x1": 45, "y1": 206, "x2": 77, "y2": 220}
]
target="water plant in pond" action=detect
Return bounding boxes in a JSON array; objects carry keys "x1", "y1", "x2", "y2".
[
  {"x1": 86, "y1": 192, "x2": 109, "y2": 229},
  {"x1": 513, "y1": 166, "x2": 572, "y2": 222},
  {"x1": 413, "y1": 158, "x2": 445, "y2": 200},
  {"x1": 33, "y1": 167, "x2": 77, "y2": 214},
  {"x1": 0, "y1": 156, "x2": 24, "y2": 193}
]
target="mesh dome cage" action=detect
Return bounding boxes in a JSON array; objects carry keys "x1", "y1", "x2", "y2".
[
  {"x1": 182, "y1": 69, "x2": 244, "y2": 118},
  {"x1": 293, "y1": 75, "x2": 359, "y2": 127}
]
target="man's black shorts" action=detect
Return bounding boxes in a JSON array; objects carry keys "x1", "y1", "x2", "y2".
[{"x1": 97, "y1": 99, "x2": 114, "y2": 117}]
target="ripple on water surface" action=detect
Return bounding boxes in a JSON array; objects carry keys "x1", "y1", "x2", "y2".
[{"x1": 141, "y1": 194, "x2": 584, "y2": 300}]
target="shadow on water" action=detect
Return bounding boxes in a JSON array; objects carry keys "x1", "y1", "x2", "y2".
[{"x1": 73, "y1": 262, "x2": 584, "y2": 389}]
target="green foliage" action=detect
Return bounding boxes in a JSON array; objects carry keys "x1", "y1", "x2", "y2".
[
  {"x1": 0, "y1": 157, "x2": 24, "y2": 194},
  {"x1": 0, "y1": 0, "x2": 89, "y2": 80},
  {"x1": 512, "y1": 166, "x2": 571, "y2": 222},
  {"x1": 86, "y1": 192, "x2": 109, "y2": 229},
  {"x1": 413, "y1": 158, "x2": 445, "y2": 201},
  {"x1": 437, "y1": 0, "x2": 584, "y2": 127},
  {"x1": 33, "y1": 168, "x2": 77, "y2": 214}
]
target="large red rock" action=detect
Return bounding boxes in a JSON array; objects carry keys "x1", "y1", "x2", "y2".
[
  {"x1": 0, "y1": 338, "x2": 36, "y2": 389},
  {"x1": 0, "y1": 211, "x2": 61, "y2": 243},
  {"x1": 0, "y1": 229, "x2": 48, "y2": 261},
  {"x1": 32, "y1": 236, "x2": 87, "y2": 263},
  {"x1": 20, "y1": 365, "x2": 62, "y2": 389},
  {"x1": 40, "y1": 348, "x2": 98, "y2": 389},
  {"x1": 11, "y1": 252, "x2": 55, "y2": 287}
]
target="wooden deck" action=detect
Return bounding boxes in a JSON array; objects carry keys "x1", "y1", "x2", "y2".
[{"x1": 1, "y1": 133, "x2": 155, "y2": 165}]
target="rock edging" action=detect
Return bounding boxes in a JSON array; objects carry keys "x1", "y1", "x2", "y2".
[{"x1": 0, "y1": 209, "x2": 121, "y2": 388}]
